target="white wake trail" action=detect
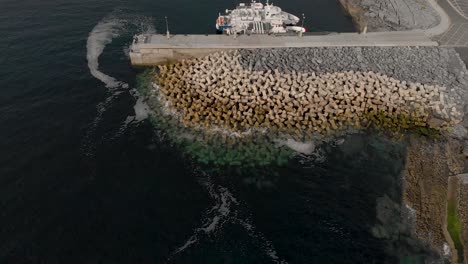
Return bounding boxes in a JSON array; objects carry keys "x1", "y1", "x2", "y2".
[
  {"x1": 86, "y1": 19, "x2": 128, "y2": 89},
  {"x1": 171, "y1": 172, "x2": 237, "y2": 256},
  {"x1": 82, "y1": 16, "x2": 145, "y2": 156},
  {"x1": 236, "y1": 218, "x2": 288, "y2": 264},
  {"x1": 83, "y1": 14, "x2": 158, "y2": 154},
  {"x1": 169, "y1": 169, "x2": 288, "y2": 264}
]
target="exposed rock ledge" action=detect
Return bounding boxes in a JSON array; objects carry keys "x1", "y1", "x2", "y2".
[
  {"x1": 344, "y1": 0, "x2": 441, "y2": 32},
  {"x1": 404, "y1": 136, "x2": 466, "y2": 260}
]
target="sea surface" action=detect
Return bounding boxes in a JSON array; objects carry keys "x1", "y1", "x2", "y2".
[{"x1": 0, "y1": 0, "x2": 438, "y2": 263}]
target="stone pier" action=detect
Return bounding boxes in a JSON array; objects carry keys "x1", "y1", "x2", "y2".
[{"x1": 130, "y1": 33, "x2": 438, "y2": 66}]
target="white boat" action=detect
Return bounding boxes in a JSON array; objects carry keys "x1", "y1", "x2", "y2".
[{"x1": 215, "y1": 1, "x2": 306, "y2": 35}]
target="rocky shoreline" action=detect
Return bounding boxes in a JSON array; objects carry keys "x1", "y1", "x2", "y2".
[
  {"x1": 341, "y1": 0, "x2": 441, "y2": 32},
  {"x1": 141, "y1": 46, "x2": 468, "y2": 261},
  {"x1": 460, "y1": 176, "x2": 468, "y2": 262},
  {"x1": 404, "y1": 136, "x2": 466, "y2": 261},
  {"x1": 154, "y1": 48, "x2": 466, "y2": 137}
]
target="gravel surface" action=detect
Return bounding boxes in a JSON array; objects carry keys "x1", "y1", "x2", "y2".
[
  {"x1": 456, "y1": 48, "x2": 468, "y2": 66},
  {"x1": 239, "y1": 47, "x2": 468, "y2": 113}
]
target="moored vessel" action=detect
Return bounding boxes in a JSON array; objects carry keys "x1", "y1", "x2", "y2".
[{"x1": 215, "y1": 1, "x2": 306, "y2": 35}]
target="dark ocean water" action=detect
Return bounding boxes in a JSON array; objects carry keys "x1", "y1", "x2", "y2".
[{"x1": 0, "y1": 0, "x2": 434, "y2": 263}]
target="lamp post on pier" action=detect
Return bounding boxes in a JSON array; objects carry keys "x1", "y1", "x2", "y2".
[
  {"x1": 165, "y1": 16, "x2": 170, "y2": 39},
  {"x1": 300, "y1": 13, "x2": 305, "y2": 37}
]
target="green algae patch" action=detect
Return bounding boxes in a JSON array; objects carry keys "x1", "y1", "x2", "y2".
[
  {"x1": 399, "y1": 255, "x2": 425, "y2": 264},
  {"x1": 363, "y1": 111, "x2": 441, "y2": 139},
  {"x1": 447, "y1": 200, "x2": 464, "y2": 262},
  {"x1": 138, "y1": 70, "x2": 294, "y2": 167},
  {"x1": 136, "y1": 68, "x2": 156, "y2": 98},
  {"x1": 180, "y1": 135, "x2": 293, "y2": 167},
  {"x1": 138, "y1": 65, "x2": 447, "y2": 167},
  {"x1": 148, "y1": 110, "x2": 294, "y2": 167}
]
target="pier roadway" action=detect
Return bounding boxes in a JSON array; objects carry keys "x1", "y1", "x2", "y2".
[
  {"x1": 136, "y1": 32, "x2": 437, "y2": 49},
  {"x1": 129, "y1": 0, "x2": 468, "y2": 66},
  {"x1": 433, "y1": 0, "x2": 468, "y2": 46},
  {"x1": 130, "y1": 32, "x2": 437, "y2": 65},
  {"x1": 447, "y1": 0, "x2": 468, "y2": 18}
]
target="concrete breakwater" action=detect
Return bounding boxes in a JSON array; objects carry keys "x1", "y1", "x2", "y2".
[
  {"x1": 129, "y1": 33, "x2": 438, "y2": 66},
  {"x1": 154, "y1": 49, "x2": 465, "y2": 137}
]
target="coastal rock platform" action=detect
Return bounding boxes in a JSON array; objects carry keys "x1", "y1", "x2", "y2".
[{"x1": 344, "y1": 0, "x2": 441, "y2": 32}]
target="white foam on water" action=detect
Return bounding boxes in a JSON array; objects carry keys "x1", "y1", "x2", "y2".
[
  {"x1": 82, "y1": 16, "x2": 130, "y2": 157},
  {"x1": 297, "y1": 148, "x2": 327, "y2": 168},
  {"x1": 87, "y1": 18, "x2": 128, "y2": 89},
  {"x1": 199, "y1": 186, "x2": 236, "y2": 233},
  {"x1": 443, "y1": 243, "x2": 451, "y2": 256},
  {"x1": 274, "y1": 138, "x2": 328, "y2": 167},
  {"x1": 81, "y1": 94, "x2": 117, "y2": 157},
  {"x1": 170, "y1": 169, "x2": 288, "y2": 264},
  {"x1": 236, "y1": 219, "x2": 289, "y2": 264},
  {"x1": 169, "y1": 173, "x2": 237, "y2": 259},
  {"x1": 405, "y1": 204, "x2": 417, "y2": 220},
  {"x1": 276, "y1": 138, "x2": 316, "y2": 155},
  {"x1": 106, "y1": 116, "x2": 135, "y2": 142},
  {"x1": 173, "y1": 235, "x2": 198, "y2": 255},
  {"x1": 334, "y1": 138, "x2": 345, "y2": 146},
  {"x1": 133, "y1": 93, "x2": 150, "y2": 122},
  {"x1": 123, "y1": 46, "x2": 130, "y2": 58},
  {"x1": 104, "y1": 90, "x2": 152, "y2": 142},
  {"x1": 82, "y1": 15, "x2": 157, "y2": 156}
]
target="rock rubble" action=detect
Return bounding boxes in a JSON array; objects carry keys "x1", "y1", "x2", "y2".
[
  {"x1": 238, "y1": 47, "x2": 468, "y2": 95},
  {"x1": 153, "y1": 49, "x2": 465, "y2": 137}
]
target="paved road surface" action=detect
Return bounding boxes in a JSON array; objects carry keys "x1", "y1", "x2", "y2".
[
  {"x1": 448, "y1": 0, "x2": 468, "y2": 18},
  {"x1": 135, "y1": 32, "x2": 438, "y2": 49},
  {"x1": 434, "y1": 0, "x2": 468, "y2": 46}
]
